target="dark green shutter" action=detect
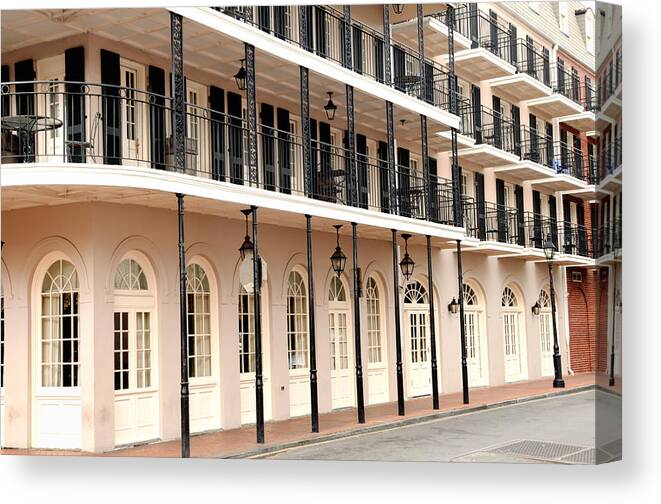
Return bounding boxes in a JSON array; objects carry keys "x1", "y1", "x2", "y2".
[
  {"x1": 377, "y1": 141, "x2": 390, "y2": 213},
  {"x1": 515, "y1": 185, "x2": 525, "y2": 246},
  {"x1": 532, "y1": 190, "x2": 542, "y2": 247},
  {"x1": 1, "y1": 65, "x2": 10, "y2": 117},
  {"x1": 100, "y1": 49, "x2": 121, "y2": 165},
  {"x1": 261, "y1": 102, "x2": 275, "y2": 190},
  {"x1": 356, "y1": 134, "x2": 368, "y2": 209},
  {"x1": 318, "y1": 121, "x2": 332, "y2": 201},
  {"x1": 149, "y1": 65, "x2": 166, "y2": 170},
  {"x1": 227, "y1": 91, "x2": 243, "y2": 184},
  {"x1": 496, "y1": 179, "x2": 507, "y2": 242},
  {"x1": 14, "y1": 59, "x2": 35, "y2": 162},
  {"x1": 209, "y1": 85, "x2": 225, "y2": 181},
  {"x1": 397, "y1": 147, "x2": 410, "y2": 217},
  {"x1": 476, "y1": 172, "x2": 486, "y2": 240},
  {"x1": 65, "y1": 47, "x2": 86, "y2": 163},
  {"x1": 277, "y1": 107, "x2": 291, "y2": 193}
]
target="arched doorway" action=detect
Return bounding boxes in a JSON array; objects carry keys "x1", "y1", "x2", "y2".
[
  {"x1": 403, "y1": 281, "x2": 431, "y2": 398},
  {"x1": 112, "y1": 255, "x2": 159, "y2": 446},
  {"x1": 287, "y1": 268, "x2": 310, "y2": 417},
  {"x1": 366, "y1": 276, "x2": 389, "y2": 405},
  {"x1": 502, "y1": 286, "x2": 527, "y2": 382},
  {"x1": 186, "y1": 261, "x2": 221, "y2": 433},
  {"x1": 464, "y1": 282, "x2": 488, "y2": 387},
  {"x1": 32, "y1": 257, "x2": 82, "y2": 449},
  {"x1": 328, "y1": 276, "x2": 353, "y2": 409},
  {"x1": 538, "y1": 289, "x2": 555, "y2": 376}
]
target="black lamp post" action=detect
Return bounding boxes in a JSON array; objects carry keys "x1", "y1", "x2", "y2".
[
  {"x1": 330, "y1": 224, "x2": 347, "y2": 276},
  {"x1": 544, "y1": 234, "x2": 565, "y2": 389},
  {"x1": 392, "y1": 4, "x2": 404, "y2": 15},
  {"x1": 324, "y1": 92, "x2": 337, "y2": 121},
  {"x1": 234, "y1": 59, "x2": 247, "y2": 91},
  {"x1": 239, "y1": 209, "x2": 254, "y2": 260},
  {"x1": 399, "y1": 233, "x2": 415, "y2": 281}
]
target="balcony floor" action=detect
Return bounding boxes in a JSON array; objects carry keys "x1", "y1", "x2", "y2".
[
  {"x1": 450, "y1": 47, "x2": 516, "y2": 82},
  {"x1": 457, "y1": 144, "x2": 520, "y2": 169},
  {"x1": 489, "y1": 73, "x2": 551, "y2": 102},
  {"x1": 391, "y1": 16, "x2": 471, "y2": 57},
  {"x1": 559, "y1": 111, "x2": 597, "y2": 132},
  {"x1": 527, "y1": 94, "x2": 584, "y2": 119}
]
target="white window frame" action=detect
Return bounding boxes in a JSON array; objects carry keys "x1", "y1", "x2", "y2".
[{"x1": 287, "y1": 268, "x2": 309, "y2": 373}]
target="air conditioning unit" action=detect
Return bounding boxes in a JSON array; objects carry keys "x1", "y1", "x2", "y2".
[{"x1": 572, "y1": 271, "x2": 583, "y2": 283}]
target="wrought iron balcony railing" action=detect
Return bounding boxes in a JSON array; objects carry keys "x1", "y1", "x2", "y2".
[
  {"x1": 599, "y1": 136, "x2": 622, "y2": 180},
  {"x1": 215, "y1": 5, "x2": 457, "y2": 113},
  {"x1": 462, "y1": 104, "x2": 518, "y2": 155},
  {"x1": 463, "y1": 199, "x2": 523, "y2": 246},
  {"x1": 0, "y1": 80, "x2": 458, "y2": 227},
  {"x1": 454, "y1": 7, "x2": 513, "y2": 64},
  {"x1": 512, "y1": 38, "x2": 551, "y2": 87},
  {"x1": 594, "y1": 219, "x2": 622, "y2": 258}
]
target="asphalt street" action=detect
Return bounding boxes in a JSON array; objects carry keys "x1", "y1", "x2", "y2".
[{"x1": 263, "y1": 389, "x2": 622, "y2": 464}]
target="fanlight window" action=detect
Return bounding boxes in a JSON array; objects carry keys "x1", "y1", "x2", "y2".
[
  {"x1": 463, "y1": 284, "x2": 479, "y2": 306},
  {"x1": 404, "y1": 281, "x2": 428, "y2": 304},
  {"x1": 287, "y1": 271, "x2": 309, "y2": 370},
  {"x1": 41, "y1": 259, "x2": 80, "y2": 387},
  {"x1": 328, "y1": 276, "x2": 347, "y2": 302},
  {"x1": 501, "y1": 287, "x2": 518, "y2": 308},
  {"x1": 538, "y1": 289, "x2": 551, "y2": 309},
  {"x1": 186, "y1": 263, "x2": 211, "y2": 378},
  {"x1": 114, "y1": 258, "x2": 148, "y2": 291},
  {"x1": 366, "y1": 277, "x2": 383, "y2": 364}
]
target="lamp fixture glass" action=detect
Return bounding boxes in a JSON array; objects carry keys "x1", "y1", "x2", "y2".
[
  {"x1": 399, "y1": 233, "x2": 415, "y2": 281},
  {"x1": 330, "y1": 225, "x2": 347, "y2": 277},
  {"x1": 324, "y1": 92, "x2": 337, "y2": 121},
  {"x1": 531, "y1": 301, "x2": 541, "y2": 316},
  {"x1": 234, "y1": 59, "x2": 247, "y2": 91},
  {"x1": 448, "y1": 297, "x2": 459, "y2": 314},
  {"x1": 543, "y1": 233, "x2": 556, "y2": 261},
  {"x1": 239, "y1": 209, "x2": 254, "y2": 260},
  {"x1": 392, "y1": 4, "x2": 404, "y2": 15}
]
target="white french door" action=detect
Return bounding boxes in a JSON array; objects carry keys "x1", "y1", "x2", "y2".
[
  {"x1": 185, "y1": 80, "x2": 208, "y2": 176},
  {"x1": 405, "y1": 309, "x2": 432, "y2": 397},
  {"x1": 503, "y1": 311, "x2": 525, "y2": 382},
  {"x1": 466, "y1": 310, "x2": 488, "y2": 387},
  {"x1": 36, "y1": 55, "x2": 65, "y2": 162},
  {"x1": 539, "y1": 310, "x2": 554, "y2": 376},
  {"x1": 113, "y1": 308, "x2": 159, "y2": 446},
  {"x1": 329, "y1": 309, "x2": 354, "y2": 409}
]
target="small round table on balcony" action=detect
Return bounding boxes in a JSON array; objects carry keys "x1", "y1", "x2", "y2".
[{"x1": 1, "y1": 114, "x2": 63, "y2": 161}]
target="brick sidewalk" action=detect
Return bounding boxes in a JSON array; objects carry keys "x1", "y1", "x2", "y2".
[{"x1": 2, "y1": 373, "x2": 619, "y2": 459}]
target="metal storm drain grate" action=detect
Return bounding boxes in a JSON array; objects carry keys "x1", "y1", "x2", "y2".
[
  {"x1": 600, "y1": 438, "x2": 622, "y2": 459},
  {"x1": 560, "y1": 448, "x2": 612, "y2": 465},
  {"x1": 489, "y1": 440, "x2": 586, "y2": 461}
]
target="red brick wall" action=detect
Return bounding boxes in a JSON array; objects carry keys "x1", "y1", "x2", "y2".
[
  {"x1": 567, "y1": 267, "x2": 601, "y2": 372},
  {"x1": 597, "y1": 269, "x2": 610, "y2": 373}
]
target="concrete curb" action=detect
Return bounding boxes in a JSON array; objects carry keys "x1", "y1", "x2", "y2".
[{"x1": 223, "y1": 384, "x2": 596, "y2": 459}]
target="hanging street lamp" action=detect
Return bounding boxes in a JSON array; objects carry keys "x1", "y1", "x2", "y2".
[
  {"x1": 531, "y1": 301, "x2": 541, "y2": 316},
  {"x1": 330, "y1": 224, "x2": 347, "y2": 277},
  {"x1": 448, "y1": 297, "x2": 459, "y2": 314},
  {"x1": 392, "y1": 4, "x2": 404, "y2": 15},
  {"x1": 238, "y1": 208, "x2": 254, "y2": 260},
  {"x1": 324, "y1": 92, "x2": 337, "y2": 121},
  {"x1": 234, "y1": 59, "x2": 247, "y2": 91},
  {"x1": 543, "y1": 233, "x2": 565, "y2": 388},
  {"x1": 399, "y1": 233, "x2": 415, "y2": 281}
]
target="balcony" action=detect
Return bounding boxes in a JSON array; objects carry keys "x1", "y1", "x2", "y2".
[
  {"x1": 450, "y1": 8, "x2": 516, "y2": 82},
  {"x1": 599, "y1": 61, "x2": 622, "y2": 119},
  {"x1": 527, "y1": 64, "x2": 586, "y2": 119},
  {"x1": 214, "y1": 5, "x2": 458, "y2": 117},
  {"x1": 594, "y1": 219, "x2": 622, "y2": 262},
  {"x1": 391, "y1": 9, "x2": 471, "y2": 57},
  {"x1": 598, "y1": 137, "x2": 622, "y2": 190},
  {"x1": 0, "y1": 80, "x2": 459, "y2": 229},
  {"x1": 457, "y1": 104, "x2": 521, "y2": 168},
  {"x1": 489, "y1": 39, "x2": 552, "y2": 101},
  {"x1": 463, "y1": 199, "x2": 525, "y2": 254}
]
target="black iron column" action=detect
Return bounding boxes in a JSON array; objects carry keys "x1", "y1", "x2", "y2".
[
  {"x1": 245, "y1": 43, "x2": 258, "y2": 186},
  {"x1": 251, "y1": 206, "x2": 265, "y2": 443},
  {"x1": 305, "y1": 215, "x2": 320, "y2": 432},
  {"x1": 170, "y1": 12, "x2": 185, "y2": 175},
  {"x1": 383, "y1": 6, "x2": 397, "y2": 216},
  {"x1": 352, "y1": 222, "x2": 366, "y2": 423},
  {"x1": 417, "y1": 4, "x2": 426, "y2": 100},
  {"x1": 426, "y1": 235, "x2": 440, "y2": 409},
  {"x1": 446, "y1": 5, "x2": 463, "y2": 227},
  {"x1": 343, "y1": 6, "x2": 358, "y2": 207},
  {"x1": 548, "y1": 261, "x2": 566, "y2": 388},
  {"x1": 383, "y1": 5, "x2": 392, "y2": 86},
  {"x1": 300, "y1": 7, "x2": 312, "y2": 198},
  {"x1": 609, "y1": 263, "x2": 618, "y2": 387},
  {"x1": 392, "y1": 229, "x2": 405, "y2": 415},
  {"x1": 456, "y1": 240, "x2": 469, "y2": 404},
  {"x1": 176, "y1": 193, "x2": 190, "y2": 458}
]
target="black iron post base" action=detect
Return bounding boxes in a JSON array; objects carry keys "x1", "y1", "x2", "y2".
[{"x1": 553, "y1": 355, "x2": 565, "y2": 388}]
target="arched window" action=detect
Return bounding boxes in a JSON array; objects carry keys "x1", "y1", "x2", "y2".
[
  {"x1": 238, "y1": 286, "x2": 255, "y2": 374},
  {"x1": 41, "y1": 259, "x2": 79, "y2": 387},
  {"x1": 404, "y1": 281, "x2": 428, "y2": 304},
  {"x1": 114, "y1": 258, "x2": 148, "y2": 290},
  {"x1": 538, "y1": 289, "x2": 551, "y2": 309},
  {"x1": 186, "y1": 263, "x2": 211, "y2": 378},
  {"x1": 463, "y1": 284, "x2": 479, "y2": 306},
  {"x1": 328, "y1": 276, "x2": 346, "y2": 302},
  {"x1": 366, "y1": 277, "x2": 383, "y2": 364},
  {"x1": 501, "y1": 287, "x2": 518, "y2": 307},
  {"x1": 287, "y1": 271, "x2": 308, "y2": 370}
]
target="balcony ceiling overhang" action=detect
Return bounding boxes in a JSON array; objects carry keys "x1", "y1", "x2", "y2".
[
  {"x1": 488, "y1": 73, "x2": 552, "y2": 102},
  {"x1": 457, "y1": 144, "x2": 520, "y2": 169},
  {"x1": 529, "y1": 174, "x2": 587, "y2": 192},
  {"x1": 391, "y1": 16, "x2": 470, "y2": 57},
  {"x1": 527, "y1": 94, "x2": 583, "y2": 119},
  {"x1": 530, "y1": 255, "x2": 595, "y2": 267},
  {"x1": 450, "y1": 48, "x2": 516, "y2": 82},
  {"x1": 429, "y1": 131, "x2": 475, "y2": 153},
  {"x1": 493, "y1": 160, "x2": 558, "y2": 183},
  {"x1": 473, "y1": 242, "x2": 525, "y2": 256},
  {"x1": 598, "y1": 171, "x2": 622, "y2": 193},
  {"x1": 497, "y1": 249, "x2": 546, "y2": 261},
  {"x1": 559, "y1": 111, "x2": 597, "y2": 132},
  {"x1": 1, "y1": 163, "x2": 466, "y2": 244},
  {"x1": 601, "y1": 95, "x2": 622, "y2": 121},
  {"x1": 562, "y1": 185, "x2": 610, "y2": 201}
]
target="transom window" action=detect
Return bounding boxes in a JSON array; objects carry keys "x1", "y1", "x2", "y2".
[
  {"x1": 186, "y1": 263, "x2": 212, "y2": 378},
  {"x1": 41, "y1": 259, "x2": 79, "y2": 388},
  {"x1": 287, "y1": 271, "x2": 309, "y2": 370},
  {"x1": 239, "y1": 286, "x2": 255, "y2": 374},
  {"x1": 501, "y1": 287, "x2": 518, "y2": 308},
  {"x1": 538, "y1": 289, "x2": 551, "y2": 309},
  {"x1": 366, "y1": 277, "x2": 383, "y2": 364},
  {"x1": 404, "y1": 281, "x2": 428, "y2": 304},
  {"x1": 328, "y1": 276, "x2": 346, "y2": 302},
  {"x1": 463, "y1": 284, "x2": 479, "y2": 306},
  {"x1": 114, "y1": 258, "x2": 148, "y2": 291}
]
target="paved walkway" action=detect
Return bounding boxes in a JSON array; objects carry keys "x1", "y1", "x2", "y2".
[{"x1": 2, "y1": 373, "x2": 618, "y2": 458}]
